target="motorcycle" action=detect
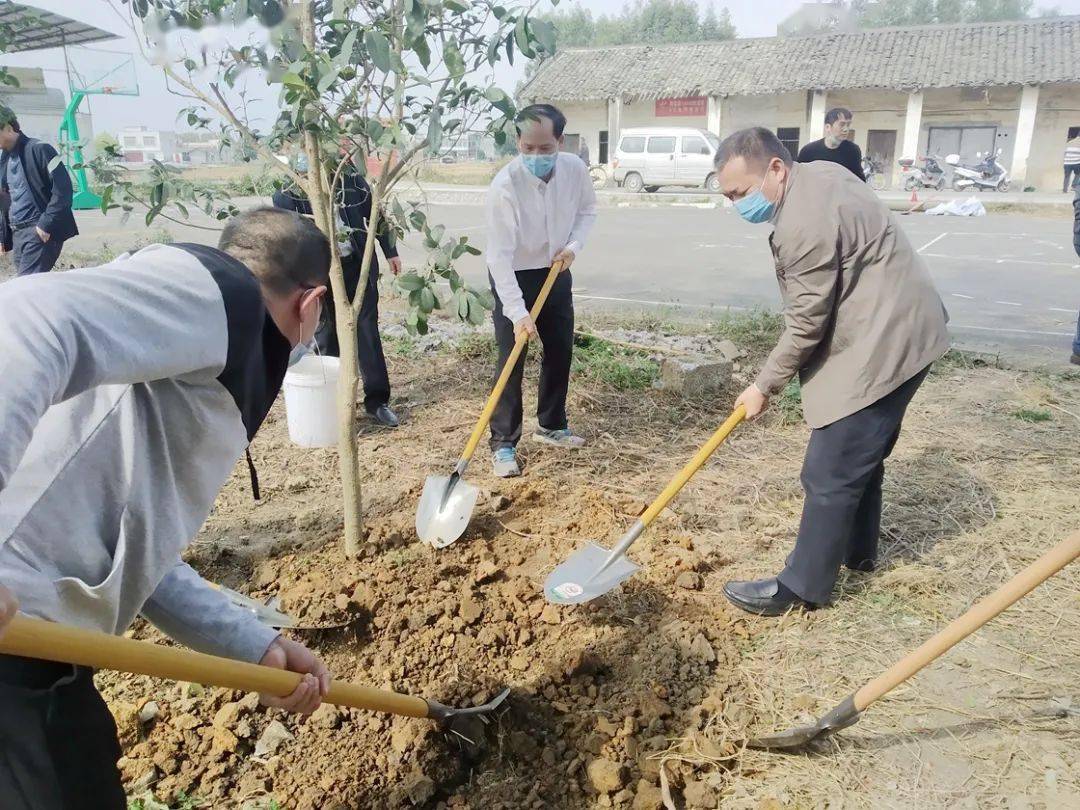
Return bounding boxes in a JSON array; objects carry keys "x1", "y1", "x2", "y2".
[
  {"x1": 861, "y1": 155, "x2": 886, "y2": 191},
  {"x1": 946, "y1": 149, "x2": 1011, "y2": 192},
  {"x1": 899, "y1": 155, "x2": 946, "y2": 191}
]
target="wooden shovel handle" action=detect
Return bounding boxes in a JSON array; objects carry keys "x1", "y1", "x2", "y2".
[
  {"x1": 639, "y1": 406, "x2": 746, "y2": 527},
  {"x1": 459, "y1": 261, "x2": 564, "y2": 463},
  {"x1": 853, "y1": 529, "x2": 1080, "y2": 712},
  {"x1": 0, "y1": 616, "x2": 431, "y2": 719}
]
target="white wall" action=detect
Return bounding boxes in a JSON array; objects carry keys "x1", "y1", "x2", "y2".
[
  {"x1": 1027, "y1": 82, "x2": 1080, "y2": 191},
  {"x1": 545, "y1": 83, "x2": 1080, "y2": 190}
]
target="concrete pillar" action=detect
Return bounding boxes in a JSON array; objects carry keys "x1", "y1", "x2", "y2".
[
  {"x1": 807, "y1": 90, "x2": 827, "y2": 141},
  {"x1": 607, "y1": 96, "x2": 622, "y2": 167},
  {"x1": 1011, "y1": 84, "x2": 1040, "y2": 186},
  {"x1": 900, "y1": 90, "x2": 923, "y2": 160},
  {"x1": 707, "y1": 96, "x2": 722, "y2": 136}
]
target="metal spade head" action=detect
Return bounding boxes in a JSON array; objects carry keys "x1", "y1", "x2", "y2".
[
  {"x1": 426, "y1": 687, "x2": 511, "y2": 730},
  {"x1": 543, "y1": 542, "x2": 641, "y2": 605},
  {"x1": 747, "y1": 696, "x2": 861, "y2": 751},
  {"x1": 416, "y1": 473, "x2": 479, "y2": 548}
]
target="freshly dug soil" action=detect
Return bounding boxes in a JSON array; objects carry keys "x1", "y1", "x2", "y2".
[{"x1": 100, "y1": 397, "x2": 749, "y2": 809}]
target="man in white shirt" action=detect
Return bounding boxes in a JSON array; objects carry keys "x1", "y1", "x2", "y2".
[{"x1": 485, "y1": 104, "x2": 598, "y2": 477}]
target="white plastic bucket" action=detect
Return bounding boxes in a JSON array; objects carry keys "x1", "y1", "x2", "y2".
[{"x1": 282, "y1": 355, "x2": 340, "y2": 447}]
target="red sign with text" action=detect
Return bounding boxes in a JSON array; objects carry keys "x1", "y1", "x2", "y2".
[{"x1": 655, "y1": 96, "x2": 707, "y2": 117}]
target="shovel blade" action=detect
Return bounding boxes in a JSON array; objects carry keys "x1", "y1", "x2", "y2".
[
  {"x1": 416, "y1": 474, "x2": 480, "y2": 549},
  {"x1": 544, "y1": 542, "x2": 641, "y2": 605},
  {"x1": 747, "y1": 722, "x2": 831, "y2": 751}
]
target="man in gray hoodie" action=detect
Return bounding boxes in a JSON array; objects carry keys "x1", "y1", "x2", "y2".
[{"x1": 0, "y1": 207, "x2": 333, "y2": 808}]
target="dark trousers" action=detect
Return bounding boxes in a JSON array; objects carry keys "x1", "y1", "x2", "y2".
[
  {"x1": 315, "y1": 253, "x2": 391, "y2": 413},
  {"x1": 12, "y1": 227, "x2": 63, "y2": 275},
  {"x1": 0, "y1": 654, "x2": 126, "y2": 810},
  {"x1": 1064, "y1": 164, "x2": 1080, "y2": 193},
  {"x1": 489, "y1": 268, "x2": 574, "y2": 450},
  {"x1": 779, "y1": 367, "x2": 931, "y2": 605}
]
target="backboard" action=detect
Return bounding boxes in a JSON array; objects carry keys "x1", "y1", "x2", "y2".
[{"x1": 65, "y1": 46, "x2": 139, "y2": 96}]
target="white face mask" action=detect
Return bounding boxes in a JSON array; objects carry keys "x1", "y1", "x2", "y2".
[{"x1": 287, "y1": 294, "x2": 322, "y2": 367}]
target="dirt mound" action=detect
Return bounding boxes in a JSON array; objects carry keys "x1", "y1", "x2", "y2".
[{"x1": 102, "y1": 478, "x2": 747, "y2": 808}]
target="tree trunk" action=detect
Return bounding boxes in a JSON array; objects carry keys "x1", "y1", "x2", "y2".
[{"x1": 299, "y1": 0, "x2": 365, "y2": 557}]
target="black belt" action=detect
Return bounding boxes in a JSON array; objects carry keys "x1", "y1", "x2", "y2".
[{"x1": 11, "y1": 220, "x2": 39, "y2": 232}]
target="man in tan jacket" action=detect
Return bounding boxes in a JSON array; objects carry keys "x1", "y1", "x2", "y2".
[{"x1": 714, "y1": 127, "x2": 949, "y2": 616}]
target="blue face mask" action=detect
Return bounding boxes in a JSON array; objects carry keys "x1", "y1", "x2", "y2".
[
  {"x1": 734, "y1": 175, "x2": 778, "y2": 224},
  {"x1": 522, "y1": 153, "x2": 557, "y2": 178}
]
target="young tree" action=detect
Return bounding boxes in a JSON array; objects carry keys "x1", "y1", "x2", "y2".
[{"x1": 107, "y1": 0, "x2": 555, "y2": 556}]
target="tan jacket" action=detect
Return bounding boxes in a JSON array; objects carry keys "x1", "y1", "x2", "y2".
[{"x1": 755, "y1": 162, "x2": 949, "y2": 429}]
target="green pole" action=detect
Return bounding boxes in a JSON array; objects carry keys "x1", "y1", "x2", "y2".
[{"x1": 59, "y1": 90, "x2": 101, "y2": 210}]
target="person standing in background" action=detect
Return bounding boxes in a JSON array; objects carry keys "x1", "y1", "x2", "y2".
[
  {"x1": 0, "y1": 106, "x2": 78, "y2": 276},
  {"x1": 272, "y1": 154, "x2": 403, "y2": 428},
  {"x1": 484, "y1": 103, "x2": 598, "y2": 478},
  {"x1": 1071, "y1": 176, "x2": 1079, "y2": 365},
  {"x1": 796, "y1": 107, "x2": 866, "y2": 182},
  {"x1": 578, "y1": 139, "x2": 591, "y2": 167},
  {"x1": 1063, "y1": 131, "x2": 1080, "y2": 194}
]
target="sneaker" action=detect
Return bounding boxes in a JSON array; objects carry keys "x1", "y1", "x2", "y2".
[
  {"x1": 532, "y1": 427, "x2": 586, "y2": 449},
  {"x1": 367, "y1": 404, "x2": 400, "y2": 428},
  {"x1": 492, "y1": 447, "x2": 521, "y2": 478}
]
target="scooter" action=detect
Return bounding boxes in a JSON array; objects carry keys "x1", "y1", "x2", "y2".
[
  {"x1": 899, "y1": 155, "x2": 946, "y2": 191},
  {"x1": 946, "y1": 149, "x2": 1011, "y2": 192}
]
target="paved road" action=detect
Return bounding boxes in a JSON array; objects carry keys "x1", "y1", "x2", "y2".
[
  {"x1": 404, "y1": 202, "x2": 1079, "y2": 365},
  {"x1": 26, "y1": 199, "x2": 1080, "y2": 367}
]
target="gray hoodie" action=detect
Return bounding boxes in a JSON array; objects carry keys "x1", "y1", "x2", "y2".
[{"x1": 0, "y1": 243, "x2": 290, "y2": 662}]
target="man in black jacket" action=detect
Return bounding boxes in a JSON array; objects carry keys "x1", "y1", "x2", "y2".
[
  {"x1": 0, "y1": 106, "x2": 78, "y2": 275},
  {"x1": 796, "y1": 107, "x2": 866, "y2": 182},
  {"x1": 272, "y1": 158, "x2": 402, "y2": 427}
]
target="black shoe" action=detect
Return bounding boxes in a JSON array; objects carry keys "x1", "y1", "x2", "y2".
[
  {"x1": 367, "y1": 404, "x2": 400, "y2": 427},
  {"x1": 845, "y1": 558, "x2": 876, "y2": 573},
  {"x1": 1071, "y1": 352, "x2": 1080, "y2": 366},
  {"x1": 722, "y1": 577, "x2": 811, "y2": 617}
]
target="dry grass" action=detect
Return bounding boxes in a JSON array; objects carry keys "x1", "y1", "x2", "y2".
[{"x1": 395, "y1": 310, "x2": 1080, "y2": 807}]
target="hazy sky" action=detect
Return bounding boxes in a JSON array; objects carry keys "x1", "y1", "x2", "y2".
[{"x1": 3, "y1": 0, "x2": 1078, "y2": 135}]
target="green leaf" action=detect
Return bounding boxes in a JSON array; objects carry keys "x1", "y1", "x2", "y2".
[
  {"x1": 475, "y1": 288, "x2": 495, "y2": 310},
  {"x1": 364, "y1": 29, "x2": 391, "y2": 72},
  {"x1": 444, "y1": 0, "x2": 467, "y2": 10},
  {"x1": 444, "y1": 43, "x2": 465, "y2": 79},
  {"x1": 429, "y1": 224, "x2": 446, "y2": 244},
  {"x1": 281, "y1": 72, "x2": 306, "y2": 90},
  {"x1": 514, "y1": 16, "x2": 535, "y2": 59},
  {"x1": 336, "y1": 28, "x2": 359, "y2": 68},
  {"x1": 464, "y1": 244, "x2": 481, "y2": 256},
  {"x1": 486, "y1": 36, "x2": 501, "y2": 66},
  {"x1": 484, "y1": 86, "x2": 506, "y2": 104},
  {"x1": 397, "y1": 272, "x2": 426, "y2": 292},
  {"x1": 412, "y1": 37, "x2": 431, "y2": 69},
  {"x1": 456, "y1": 292, "x2": 469, "y2": 320},
  {"x1": 466, "y1": 296, "x2": 485, "y2": 326},
  {"x1": 317, "y1": 64, "x2": 339, "y2": 93},
  {"x1": 99, "y1": 184, "x2": 113, "y2": 214},
  {"x1": 505, "y1": 32, "x2": 514, "y2": 66},
  {"x1": 419, "y1": 286, "x2": 436, "y2": 313},
  {"x1": 531, "y1": 18, "x2": 556, "y2": 55},
  {"x1": 428, "y1": 106, "x2": 442, "y2": 153},
  {"x1": 183, "y1": 58, "x2": 198, "y2": 72}
]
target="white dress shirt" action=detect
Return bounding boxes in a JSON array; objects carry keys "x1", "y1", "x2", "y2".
[{"x1": 485, "y1": 152, "x2": 598, "y2": 325}]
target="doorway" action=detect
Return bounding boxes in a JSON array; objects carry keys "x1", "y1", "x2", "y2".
[{"x1": 866, "y1": 129, "x2": 897, "y2": 188}]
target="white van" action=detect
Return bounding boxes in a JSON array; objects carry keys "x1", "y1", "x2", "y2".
[{"x1": 612, "y1": 127, "x2": 721, "y2": 193}]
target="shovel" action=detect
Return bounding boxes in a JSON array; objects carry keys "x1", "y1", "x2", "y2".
[
  {"x1": 545, "y1": 405, "x2": 746, "y2": 604},
  {"x1": 749, "y1": 528, "x2": 1080, "y2": 751},
  {"x1": 417, "y1": 261, "x2": 564, "y2": 548},
  {"x1": 0, "y1": 616, "x2": 510, "y2": 729}
]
